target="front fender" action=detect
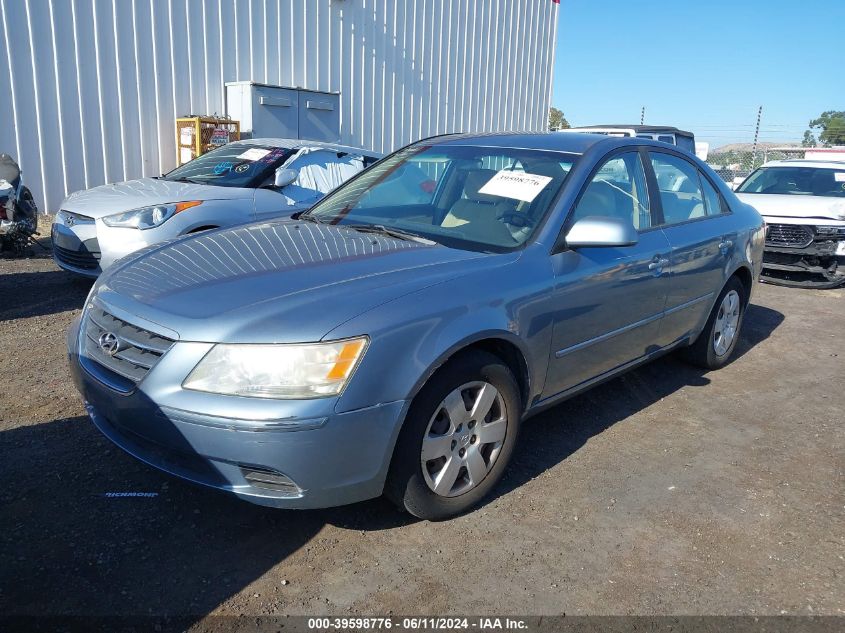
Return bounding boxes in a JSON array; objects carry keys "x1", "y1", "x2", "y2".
[{"x1": 327, "y1": 252, "x2": 554, "y2": 415}]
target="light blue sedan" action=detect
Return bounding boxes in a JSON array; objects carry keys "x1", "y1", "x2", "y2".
[{"x1": 67, "y1": 132, "x2": 764, "y2": 520}]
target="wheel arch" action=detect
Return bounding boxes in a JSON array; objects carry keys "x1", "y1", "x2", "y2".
[
  {"x1": 407, "y1": 332, "x2": 532, "y2": 415},
  {"x1": 185, "y1": 225, "x2": 219, "y2": 234},
  {"x1": 730, "y1": 264, "x2": 754, "y2": 301}
]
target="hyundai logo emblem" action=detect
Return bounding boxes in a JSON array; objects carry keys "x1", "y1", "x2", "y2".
[{"x1": 97, "y1": 331, "x2": 121, "y2": 356}]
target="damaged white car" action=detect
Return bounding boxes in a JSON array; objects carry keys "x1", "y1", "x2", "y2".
[
  {"x1": 736, "y1": 159, "x2": 845, "y2": 288},
  {"x1": 51, "y1": 139, "x2": 381, "y2": 277}
]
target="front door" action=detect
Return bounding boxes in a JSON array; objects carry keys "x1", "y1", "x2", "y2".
[{"x1": 543, "y1": 151, "x2": 672, "y2": 398}]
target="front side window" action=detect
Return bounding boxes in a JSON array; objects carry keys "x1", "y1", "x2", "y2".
[
  {"x1": 305, "y1": 144, "x2": 576, "y2": 252},
  {"x1": 650, "y1": 153, "x2": 706, "y2": 225},
  {"x1": 163, "y1": 142, "x2": 294, "y2": 188},
  {"x1": 737, "y1": 166, "x2": 845, "y2": 198},
  {"x1": 571, "y1": 152, "x2": 652, "y2": 230}
]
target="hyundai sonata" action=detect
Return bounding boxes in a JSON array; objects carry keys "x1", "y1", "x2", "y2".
[{"x1": 68, "y1": 132, "x2": 764, "y2": 520}]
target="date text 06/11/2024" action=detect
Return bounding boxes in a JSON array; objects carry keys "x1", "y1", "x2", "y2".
[{"x1": 306, "y1": 617, "x2": 529, "y2": 630}]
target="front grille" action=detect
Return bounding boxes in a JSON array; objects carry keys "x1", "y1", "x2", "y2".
[
  {"x1": 54, "y1": 244, "x2": 101, "y2": 270},
  {"x1": 82, "y1": 306, "x2": 175, "y2": 384},
  {"x1": 765, "y1": 223, "x2": 813, "y2": 248}
]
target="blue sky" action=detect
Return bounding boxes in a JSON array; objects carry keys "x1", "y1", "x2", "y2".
[{"x1": 552, "y1": 0, "x2": 845, "y2": 148}]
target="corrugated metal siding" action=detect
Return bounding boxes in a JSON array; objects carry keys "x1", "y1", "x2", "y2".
[{"x1": 0, "y1": 0, "x2": 559, "y2": 212}]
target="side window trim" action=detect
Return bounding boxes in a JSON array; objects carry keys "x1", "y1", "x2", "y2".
[{"x1": 640, "y1": 147, "x2": 665, "y2": 227}]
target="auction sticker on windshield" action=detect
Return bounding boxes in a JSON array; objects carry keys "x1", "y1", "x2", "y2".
[
  {"x1": 479, "y1": 170, "x2": 552, "y2": 203},
  {"x1": 237, "y1": 148, "x2": 272, "y2": 161}
]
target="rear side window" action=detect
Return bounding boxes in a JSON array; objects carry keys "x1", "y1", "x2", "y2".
[
  {"x1": 700, "y1": 174, "x2": 725, "y2": 216},
  {"x1": 650, "y1": 153, "x2": 706, "y2": 226}
]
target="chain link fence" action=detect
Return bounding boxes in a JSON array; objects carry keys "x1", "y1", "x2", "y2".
[{"x1": 706, "y1": 147, "x2": 806, "y2": 188}]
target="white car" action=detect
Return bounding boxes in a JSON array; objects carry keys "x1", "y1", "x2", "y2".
[
  {"x1": 51, "y1": 139, "x2": 381, "y2": 277},
  {"x1": 736, "y1": 159, "x2": 845, "y2": 288}
]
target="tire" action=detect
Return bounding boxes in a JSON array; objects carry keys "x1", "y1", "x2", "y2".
[
  {"x1": 681, "y1": 276, "x2": 747, "y2": 370},
  {"x1": 187, "y1": 225, "x2": 218, "y2": 234},
  {"x1": 19, "y1": 188, "x2": 38, "y2": 230},
  {"x1": 385, "y1": 350, "x2": 522, "y2": 520}
]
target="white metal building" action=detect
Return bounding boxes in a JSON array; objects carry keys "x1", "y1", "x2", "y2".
[{"x1": 0, "y1": 0, "x2": 560, "y2": 212}]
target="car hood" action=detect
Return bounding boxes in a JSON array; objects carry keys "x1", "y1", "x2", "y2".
[
  {"x1": 736, "y1": 193, "x2": 845, "y2": 221},
  {"x1": 94, "y1": 220, "x2": 495, "y2": 343},
  {"x1": 61, "y1": 177, "x2": 255, "y2": 219}
]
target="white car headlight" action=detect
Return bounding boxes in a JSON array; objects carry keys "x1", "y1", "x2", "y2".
[
  {"x1": 102, "y1": 201, "x2": 202, "y2": 229},
  {"x1": 182, "y1": 337, "x2": 369, "y2": 399}
]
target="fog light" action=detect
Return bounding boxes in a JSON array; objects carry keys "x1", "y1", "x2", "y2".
[{"x1": 239, "y1": 466, "x2": 301, "y2": 495}]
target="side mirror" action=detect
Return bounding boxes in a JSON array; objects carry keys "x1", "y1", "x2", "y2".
[
  {"x1": 274, "y1": 167, "x2": 298, "y2": 188},
  {"x1": 564, "y1": 215, "x2": 638, "y2": 248}
]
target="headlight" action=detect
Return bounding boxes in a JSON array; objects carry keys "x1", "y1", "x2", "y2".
[
  {"x1": 182, "y1": 337, "x2": 368, "y2": 399},
  {"x1": 102, "y1": 201, "x2": 202, "y2": 229},
  {"x1": 815, "y1": 225, "x2": 845, "y2": 237}
]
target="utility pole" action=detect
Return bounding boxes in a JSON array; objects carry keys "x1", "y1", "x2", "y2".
[
  {"x1": 640, "y1": 107, "x2": 645, "y2": 125},
  {"x1": 751, "y1": 106, "x2": 763, "y2": 168}
]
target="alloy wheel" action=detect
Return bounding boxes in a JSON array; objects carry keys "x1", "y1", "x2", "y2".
[
  {"x1": 713, "y1": 289, "x2": 741, "y2": 356},
  {"x1": 420, "y1": 381, "x2": 508, "y2": 497}
]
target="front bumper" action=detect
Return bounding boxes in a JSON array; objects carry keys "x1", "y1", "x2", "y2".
[
  {"x1": 762, "y1": 220, "x2": 845, "y2": 288},
  {"x1": 762, "y1": 243, "x2": 845, "y2": 289},
  {"x1": 51, "y1": 212, "x2": 159, "y2": 277},
  {"x1": 67, "y1": 316, "x2": 407, "y2": 509}
]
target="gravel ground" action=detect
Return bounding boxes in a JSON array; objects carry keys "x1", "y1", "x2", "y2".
[{"x1": 0, "y1": 247, "x2": 842, "y2": 622}]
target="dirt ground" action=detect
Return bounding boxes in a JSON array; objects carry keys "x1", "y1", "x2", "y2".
[{"x1": 0, "y1": 246, "x2": 842, "y2": 622}]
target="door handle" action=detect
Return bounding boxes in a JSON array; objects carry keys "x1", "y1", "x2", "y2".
[{"x1": 648, "y1": 257, "x2": 669, "y2": 271}]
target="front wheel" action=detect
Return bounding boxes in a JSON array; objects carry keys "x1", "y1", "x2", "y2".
[
  {"x1": 681, "y1": 276, "x2": 747, "y2": 369},
  {"x1": 385, "y1": 350, "x2": 521, "y2": 520}
]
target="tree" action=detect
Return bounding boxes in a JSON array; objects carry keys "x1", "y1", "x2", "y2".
[
  {"x1": 548, "y1": 107, "x2": 570, "y2": 131},
  {"x1": 805, "y1": 111, "x2": 845, "y2": 147},
  {"x1": 802, "y1": 130, "x2": 817, "y2": 147}
]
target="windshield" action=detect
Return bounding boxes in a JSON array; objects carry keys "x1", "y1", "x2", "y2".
[
  {"x1": 162, "y1": 143, "x2": 295, "y2": 188},
  {"x1": 738, "y1": 166, "x2": 845, "y2": 198},
  {"x1": 304, "y1": 144, "x2": 577, "y2": 252}
]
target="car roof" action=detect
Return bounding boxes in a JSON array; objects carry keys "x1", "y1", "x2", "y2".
[
  {"x1": 761, "y1": 159, "x2": 845, "y2": 170},
  {"x1": 575, "y1": 124, "x2": 695, "y2": 137},
  {"x1": 424, "y1": 131, "x2": 633, "y2": 154},
  {"x1": 236, "y1": 137, "x2": 383, "y2": 157}
]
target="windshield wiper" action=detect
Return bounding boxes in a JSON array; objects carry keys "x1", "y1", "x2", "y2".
[
  {"x1": 346, "y1": 223, "x2": 436, "y2": 245},
  {"x1": 169, "y1": 176, "x2": 206, "y2": 185}
]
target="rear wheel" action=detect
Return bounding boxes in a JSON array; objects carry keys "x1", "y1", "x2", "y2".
[
  {"x1": 682, "y1": 276, "x2": 747, "y2": 369},
  {"x1": 385, "y1": 350, "x2": 521, "y2": 520}
]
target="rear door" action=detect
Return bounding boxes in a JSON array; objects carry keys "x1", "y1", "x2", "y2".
[
  {"x1": 647, "y1": 150, "x2": 736, "y2": 346},
  {"x1": 543, "y1": 150, "x2": 672, "y2": 397}
]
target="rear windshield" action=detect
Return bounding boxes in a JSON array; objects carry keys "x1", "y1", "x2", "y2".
[{"x1": 738, "y1": 166, "x2": 845, "y2": 198}]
